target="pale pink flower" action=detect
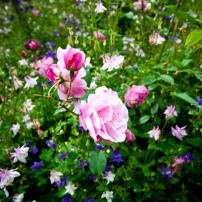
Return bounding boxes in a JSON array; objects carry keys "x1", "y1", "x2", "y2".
[
  {"x1": 29, "y1": 41, "x2": 37, "y2": 49},
  {"x1": 102, "y1": 171, "x2": 115, "y2": 184},
  {"x1": 24, "y1": 99, "x2": 35, "y2": 111},
  {"x1": 10, "y1": 123, "x2": 20, "y2": 135},
  {"x1": 10, "y1": 145, "x2": 29, "y2": 163},
  {"x1": 168, "y1": 156, "x2": 185, "y2": 175},
  {"x1": 22, "y1": 114, "x2": 30, "y2": 122},
  {"x1": 124, "y1": 85, "x2": 149, "y2": 108},
  {"x1": 18, "y1": 59, "x2": 28, "y2": 66},
  {"x1": 64, "y1": 182, "x2": 77, "y2": 195},
  {"x1": 50, "y1": 170, "x2": 63, "y2": 184},
  {"x1": 59, "y1": 22, "x2": 65, "y2": 28},
  {"x1": 32, "y1": 10, "x2": 39, "y2": 16},
  {"x1": 148, "y1": 126, "x2": 161, "y2": 140},
  {"x1": 0, "y1": 168, "x2": 20, "y2": 188},
  {"x1": 79, "y1": 86, "x2": 128, "y2": 143},
  {"x1": 101, "y1": 54, "x2": 124, "y2": 72},
  {"x1": 94, "y1": 31, "x2": 106, "y2": 41},
  {"x1": 95, "y1": 1, "x2": 107, "y2": 13},
  {"x1": 164, "y1": 105, "x2": 178, "y2": 119},
  {"x1": 171, "y1": 125, "x2": 188, "y2": 140},
  {"x1": 133, "y1": 0, "x2": 148, "y2": 12},
  {"x1": 24, "y1": 76, "x2": 38, "y2": 89},
  {"x1": 90, "y1": 80, "x2": 97, "y2": 89},
  {"x1": 57, "y1": 45, "x2": 85, "y2": 71},
  {"x1": 125, "y1": 129, "x2": 136, "y2": 144},
  {"x1": 73, "y1": 100, "x2": 81, "y2": 114},
  {"x1": 3, "y1": 187, "x2": 9, "y2": 198},
  {"x1": 101, "y1": 191, "x2": 113, "y2": 202},
  {"x1": 47, "y1": 64, "x2": 88, "y2": 100},
  {"x1": 149, "y1": 32, "x2": 165, "y2": 45},
  {"x1": 13, "y1": 77, "x2": 23, "y2": 90},
  {"x1": 26, "y1": 122, "x2": 34, "y2": 129},
  {"x1": 13, "y1": 193, "x2": 24, "y2": 202},
  {"x1": 85, "y1": 57, "x2": 92, "y2": 67},
  {"x1": 34, "y1": 56, "x2": 54, "y2": 77}
]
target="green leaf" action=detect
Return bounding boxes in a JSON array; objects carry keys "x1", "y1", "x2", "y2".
[
  {"x1": 88, "y1": 150, "x2": 106, "y2": 176},
  {"x1": 164, "y1": 66, "x2": 178, "y2": 71},
  {"x1": 142, "y1": 166, "x2": 150, "y2": 177},
  {"x1": 142, "y1": 76, "x2": 156, "y2": 85},
  {"x1": 139, "y1": 115, "x2": 151, "y2": 125},
  {"x1": 148, "y1": 84, "x2": 158, "y2": 91},
  {"x1": 152, "y1": 63, "x2": 163, "y2": 69},
  {"x1": 174, "y1": 93, "x2": 198, "y2": 106},
  {"x1": 83, "y1": 68, "x2": 92, "y2": 87},
  {"x1": 158, "y1": 74, "x2": 174, "y2": 84},
  {"x1": 181, "y1": 59, "x2": 192, "y2": 67},
  {"x1": 186, "y1": 30, "x2": 202, "y2": 47},
  {"x1": 124, "y1": 12, "x2": 134, "y2": 19},
  {"x1": 54, "y1": 107, "x2": 66, "y2": 115},
  {"x1": 151, "y1": 101, "x2": 159, "y2": 115}
]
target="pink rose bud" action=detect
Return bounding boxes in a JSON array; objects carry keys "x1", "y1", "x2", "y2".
[
  {"x1": 32, "y1": 9, "x2": 40, "y2": 16},
  {"x1": 57, "y1": 45, "x2": 85, "y2": 71},
  {"x1": 22, "y1": 50, "x2": 27, "y2": 57},
  {"x1": 124, "y1": 85, "x2": 149, "y2": 108},
  {"x1": 94, "y1": 31, "x2": 106, "y2": 41},
  {"x1": 33, "y1": 119, "x2": 40, "y2": 129},
  {"x1": 29, "y1": 41, "x2": 37, "y2": 50},
  {"x1": 125, "y1": 129, "x2": 136, "y2": 144},
  {"x1": 37, "y1": 129, "x2": 44, "y2": 137}
]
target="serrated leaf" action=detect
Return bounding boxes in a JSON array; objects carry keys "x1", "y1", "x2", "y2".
[
  {"x1": 88, "y1": 150, "x2": 106, "y2": 176},
  {"x1": 186, "y1": 30, "x2": 202, "y2": 47},
  {"x1": 139, "y1": 115, "x2": 151, "y2": 125}
]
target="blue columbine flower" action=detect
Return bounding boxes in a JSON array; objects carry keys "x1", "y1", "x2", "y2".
[
  {"x1": 31, "y1": 161, "x2": 43, "y2": 172},
  {"x1": 46, "y1": 42, "x2": 55, "y2": 48},
  {"x1": 46, "y1": 140, "x2": 56, "y2": 149},
  {"x1": 109, "y1": 149, "x2": 123, "y2": 166},
  {"x1": 103, "y1": 164, "x2": 111, "y2": 174},
  {"x1": 94, "y1": 145, "x2": 104, "y2": 151},
  {"x1": 24, "y1": 142, "x2": 30, "y2": 147},
  {"x1": 162, "y1": 166, "x2": 173, "y2": 180},
  {"x1": 25, "y1": 6, "x2": 29, "y2": 11},
  {"x1": 30, "y1": 146, "x2": 38, "y2": 155},
  {"x1": 47, "y1": 80, "x2": 52, "y2": 85},
  {"x1": 9, "y1": 15, "x2": 15, "y2": 21},
  {"x1": 182, "y1": 152, "x2": 195, "y2": 162},
  {"x1": 54, "y1": 30, "x2": 59, "y2": 34},
  {"x1": 29, "y1": 5, "x2": 34, "y2": 9},
  {"x1": 89, "y1": 174, "x2": 96, "y2": 181},
  {"x1": 133, "y1": 65, "x2": 138, "y2": 71},
  {"x1": 55, "y1": 175, "x2": 68, "y2": 187},
  {"x1": 59, "y1": 151, "x2": 70, "y2": 161},
  {"x1": 36, "y1": 82, "x2": 43, "y2": 87},
  {"x1": 83, "y1": 199, "x2": 95, "y2": 202},
  {"x1": 62, "y1": 195, "x2": 72, "y2": 202},
  {"x1": 197, "y1": 97, "x2": 202, "y2": 111},
  {"x1": 166, "y1": 15, "x2": 172, "y2": 20},
  {"x1": 77, "y1": 125, "x2": 85, "y2": 131}
]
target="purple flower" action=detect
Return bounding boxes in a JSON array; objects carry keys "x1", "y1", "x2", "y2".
[
  {"x1": 162, "y1": 166, "x2": 173, "y2": 179},
  {"x1": 103, "y1": 164, "x2": 111, "y2": 174},
  {"x1": 31, "y1": 161, "x2": 43, "y2": 172},
  {"x1": 15, "y1": 0, "x2": 21, "y2": 3},
  {"x1": 89, "y1": 174, "x2": 96, "y2": 181},
  {"x1": 94, "y1": 145, "x2": 104, "y2": 151},
  {"x1": 9, "y1": 15, "x2": 15, "y2": 21},
  {"x1": 182, "y1": 152, "x2": 195, "y2": 162},
  {"x1": 197, "y1": 97, "x2": 202, "y2": 111},
  {"x1": 25, "y1": 6, "x2": 29, "y2": 11},
  {"x1": 63, "y1": 17, "x2": 67, "y2": 21},
  {"x1": 46, "y1": 140, "x2": 56, "y2": 149},
  {"x1": 37, "y1": 82, "x2": 43, "y2": 87},
  {"x1": 54, "y1": 30, "x2": 59, "y2": 35},
  {"x1": 83, "y1": 199, "x2": 95, "y2": 202},
  {"x1": 30, "y1": 146, "x2": 38, "y2": 155},
  {"x1": 55, "y1": 175, "x2": 68, "y2": 187},
  {"x1": 77, "y1": 125, "x2": 85, "y2": 131},
  {"x1": 24, "y1": 142, "x2": 30, "y2": 147},
  {"x1": 171, "y1": 125, "x2": 188, "y2": 140},
  {"x1": 133, "y1": 65, "x2": 138, "y2": 71},
  {"x1": 166, "y1": 15, "x2": 172, "y2": 20},
  {"x1": 67, "y1": 19, "x2": 71, "y2": 24},
  {"x1": 46, "y1": 42, "x2": 55, "y2": 48},
  {"x1": 62, "y1": 195, "x2": 72, "y2": 202},
  {"x1": 59, "y1": 151, "x2": 70, "y2": 161},
  {"x1": 47, "y1": 80, "x2": 53, "y2": 85},
  {"x1": 29, "y1": 5, "x2": 34, "y2": 9},
  {"x1": 109, "y1": 149, "x2": 123, "y2": 166}
]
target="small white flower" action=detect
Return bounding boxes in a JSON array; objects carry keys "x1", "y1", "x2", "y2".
[
  {"x1": 95, "y1": 1, "x2": 107, "y2": 13},
  {"x1": 18, "y1": 59, "x2": 28, "y2": 66},
  {"x1": 146, "y1": 2, "x2": 151, "y2": 10},
  {"x1": 26, "y1": 122, "x2": 34, "y2": 129},
  {"x1": 24, "y1": 76, "x2": 38, "y2": 89},
  {"x1": 85, "y1": 57, "x2": 93, "y2": 67},
  {"x1": 101, "y1": 191, "x2": 113, "y2": 202},
  {"x1": 50, "y1": 170, "x2": 63, "y2": 184},
  {"x1": 22, "y1": 114, "x2": 30, "y2": 122},
  {"x1": 10, "y1": 123, "x2": 20, "y2": 135},
  {"x1": 148, "y1": 126, "x2": 161, "y2": 141},
  {"x1": 90, "y1": 80, "x2": 97, "y2": 89},
  {"x1": 24, "y1": 99, "x2": 35, "y2": 112},
  {"x1": 164, "y1": 105, "x2": 178, "y2": 119},
  {"x1": 3, "y1": 187, "x2": 9, "y2": 198},
  {"x1": 13, "y1": 193, "x2": 24, "y2": 202},
  {"x1": 102, "y1": 171, "x2": 115, "y2": 184},
  {"x1": 64, "y1": 182, "x2": 77, "y2": 195},
  {"x1": 10, "y1": 144, "x2": 29, "y2": 163},
  {"x1": 176, "y1": 39, "x2": 182, "y2": 44},
  {"x1": 73, "y1": 100, "x2": 81, "y2": 114},
  {"x1": 13, "y1": 77, "x2": 23, "y2": 90}
]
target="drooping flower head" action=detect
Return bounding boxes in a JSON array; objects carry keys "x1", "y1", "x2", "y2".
[
  {"x1": 64, "y1": 182, "x2": 77, "y2": 195},
  {"x1": 124, "y1": 85, "x2": 149, "y2": 108},
  {"x1": 79, "y1": 86, "x2": 128, "y2": 143},
  {"x1": 31, "y1": 161, "x2": 43, "y2": 172},
  {"x1": 148, "y1": 126, "x2": 161, "y2": 141},
  {"x1": 94, "y1": 31, "x2": 106, "y2": 41},
  {"x1": 133, "y1": 0, "x2": 148, "y2": 12},
  {"x1": 171, "y1": 125, "x2": 188, "y2": 140},
  {"x1": 95, "y1": 1, "x2": 107, "y2": 13},
  {"x1": 149, "y1": 32, "x2": 165, "y2": 45},
  {"x1": 50, "y1": 170, "x2": 63, "y2": 184},
  {"x1": 24, "y1": 76, "x2": 38, "y2": 89},
  {"x1": 125, "y1": 129, "x2": 136, "y2": 144},
  {"x1": 10, "y1": 145, "x2": 29, "y2": 163},
  {"x1": 10, "y1": 123, "x2": 20, "y2": 135},
  {"x1": 101, "y1": 191, "x2": 113, "y2": 202},
  {"x1": 164, "y1": 105, "x2": 178, "y2": 119}
]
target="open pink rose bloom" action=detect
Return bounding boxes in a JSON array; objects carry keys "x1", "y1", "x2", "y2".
[{"x1": 79, "y1": 86, "x2": 128, "y2": 143}]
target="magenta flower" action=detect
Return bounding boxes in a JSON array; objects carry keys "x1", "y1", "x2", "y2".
[
  {"x1": 125, "y1": 129, "x2": 136, "y2": 144},
  {"x1": 29, "y1": 41, "x2": 37, "y2": 49},
  {"x1": 57, "y1": 45, "x2": 85, "y2": 71},
  {"x1": 94, "y1": 31, "x2": 106, "y2": 41},
  {"x1": 10, "y1": 145, "x2": 29, "y2": 163},
  {"x1": 79, "y1": 86, "x2": 128, "y2": 143},
  {"x1": 164, "y1": 105, "x2": 178, "y2": 119},
  {"x1": 47, "y1": 64, "x2": 88, "y2": 100},
  {"x1": 34, "y1": 56, "x2": 54, "y2": 77},
  {"x1": 124, "y1": 85, "x2": 149, "y2": 108},
  {"x1": 0, "y1": 168, "x2": 20, "y2": 188},
  {"x1": 32, "y1": 9, "x2": 39, "y2": 16},
  {"x1": 148, "y1": 126, "x2": 161, "y2": 140},
  {"x1": 171, "y1": 125, "x2": 188, "y2": 140}
]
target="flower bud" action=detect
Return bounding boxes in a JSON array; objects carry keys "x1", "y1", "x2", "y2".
[
  {"x1": 33, "y1": 119, "x2": 40, "y2": 129},
  {"x1": 37, "y1": 129, "x2": 44, "y2": 137},
  {"x1": 122, "y1": 61, "x2": 126, "y2": 67},
  {"x1": 29, "y1": 41, "x2": 37, "y2": 49},
  {"x1": 22, "y1": 50, "x2": 27, "y2": 57},
  {"x1": 11, "y1": 67, "x2": 18, "y2": 76}
]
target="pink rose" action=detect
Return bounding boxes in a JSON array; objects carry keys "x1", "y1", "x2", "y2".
[
  {"x1": 34, "y1": 56, "x2": 54, "y2": 77},
  {"x1": 125, "y1": 129, "x2": 136, "y2": 144},
  {"x1": 32, "y1": 10, "x2": 39, "y2": 16},
  {"x1": 79, "y1": 86, "x2": 128, "y2": 143},
  {"x1": 29, "y1": 41, "x2": 37, "y2": 49},
  {"x1": 57, "y1": 45, "x2": 85, "y2": 71},
  {"x1": 47, "y1": 65, "x2": 88, "y2": 100},
  {"x1": 124, "y1": 85, "x2": 149, "y2": 108},
  {"x1": 94, "y1": 31, "x2": 106, "y2": 41}
]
